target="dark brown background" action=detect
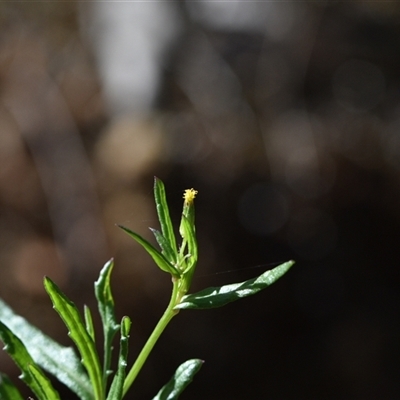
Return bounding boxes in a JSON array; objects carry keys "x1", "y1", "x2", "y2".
[{"x1": 1, "y1": 3, "x2": 400, "y2": 399}]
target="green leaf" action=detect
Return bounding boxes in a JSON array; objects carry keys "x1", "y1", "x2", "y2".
[
  {"x1": 28, "y1": 363, "x2": 61, "y2": 400},
  {"x1": 84, "y1": 305, "x2": 96, "y2": 343},
  {"x1": 0, "y1": 298, "x2": 93, "y2": 400},
  {"x1": 107, "y1": 316, "x2": 131, "y2": 400},
  {"x1": 175, "y1": 260, "x2": 295, "y2": 310},
  {"x1": 118, "y1": 225, "x2": 180, "y2": 277},
  {"x1": 150, "y1": 228, "x2": 177, "y2": 265},
  {"x1": 0, "y1": 321, "x2": 60, "y2": 400},
  {"x1": 153, "y1": 359, "x2": 203, "y2": 400},
  {"x1": 44, "y1": 277, "x2": 104, "y2": 400},
  {"x1": 180, "y1": 215, "x2": 198, "y2": 271},
  {"x1": 154, "y1": 177, "x2": 178, "y2": 255},
  {"x1": 0, "y1": 372, "x2": 24, "y2": 400},
  {"x1": 95, "y1": 259, "x2": 120, "y2": 388}
]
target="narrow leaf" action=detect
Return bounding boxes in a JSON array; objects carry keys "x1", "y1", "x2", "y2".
[
  {"x1": 0, "y1": 372, "x2": 24, "y2": 400},
  {"x1": 180, "y1": 215, "x2": 198, "y2": 271},
  {"x1": 118, "y1": 225, "x2": 180, "y2": 277},
  {"x1": 175, "y1": 260, "x2": 294, "y2": 310},
  {"x1": 95, "y1": 259, "x2": 120, "y2": 388},
  {"x1": 153, "y1": 359, "x2": 203, "y2": 400},
  {"x1": 150, "y1": 228, "x2": 177, "y2": 265},
  {"x1": 0, "y1": 321, "x2": 59, "y2": 400},
  {"x1": 107, "y1": 316, "x2": 131, "y2": 400},
  {"x1": 0, "y1": 298, "x2": 92, "y2": 400},
  {"x1": 84, "y1": 305, "x2": 95, "y2": 343},
  {"x1": 28, "y1": 363, "x2": 61, "y2": 400},
  {"x1": 44, "y1": 277, "x2": 104, "y2": 400},
  {"x1": 154, "y1": 177, "x2": 178, "y2": 255},
  {"x1": 95, "y1": 260, "x2": 119, "y2": 337}
]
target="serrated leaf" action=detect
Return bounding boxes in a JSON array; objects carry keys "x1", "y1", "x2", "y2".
[
  {"x1": 0, "y1": 298, "x2": 93, "y2": 400},
  {"x1": 106, "y1": 316, "x2": 131, "y2": 400},
  {"x1": 118, "y1": 225, "x2": 180, "y2": 277},
  {"x1": 0, "y1": 372, "x2": 24, "y2": 400},
  {"x1": 0, "y1": 321, "x2": 60, "y2": 400},
  {"x1": 150, "y1": 228, "x2": 177, "y2": 265},
  {"x1": 153, "y1": 359, "x2": 203, "y2": 400},
  {"x1": 175, "y1": 260, "x2": 294, "y2": 310},
  {"x1": 95, "y1": 259, "x2": 120, "y2": 388},
  {"x1": 44, "y1": 277, "x2": 104, "y2": 400},
  {"x1": 154, "y1": 177, "x2": 178, "y2": 255},
  {"x1": 28, "y1": 363, "x2": 61, "y2": 400}
]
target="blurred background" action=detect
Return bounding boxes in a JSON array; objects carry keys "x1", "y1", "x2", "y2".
[{"x1": 1, "y1": 2, "x2": 400, "y2": 399}]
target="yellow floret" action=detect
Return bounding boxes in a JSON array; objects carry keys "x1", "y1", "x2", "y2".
[{"x1": 183, "y1": 188, "x2": 198, "y2": 205}]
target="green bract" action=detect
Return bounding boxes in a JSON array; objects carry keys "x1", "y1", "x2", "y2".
[{"x1": 0, "y1": 177, "x2": 294, "y2": 399}]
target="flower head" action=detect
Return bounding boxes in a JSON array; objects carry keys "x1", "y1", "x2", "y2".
[{"x1": 183, "y1": 188, "x2": 198, "y2": 205}]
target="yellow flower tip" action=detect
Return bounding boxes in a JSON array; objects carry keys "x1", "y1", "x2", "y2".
[{"x1": 183, "y1": 188, "x2": 198, "y2": 204}]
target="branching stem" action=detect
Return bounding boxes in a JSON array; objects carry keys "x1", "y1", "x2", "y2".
[{"x1": 122, "y1": 279, "x2": 183, "y2": 397}]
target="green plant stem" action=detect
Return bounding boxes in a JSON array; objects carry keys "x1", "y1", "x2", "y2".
[
  {"x1": 103, "y1": 334, "x2": 112, "y2": 390},
  {"x1": 122, "y1": 279, "x2": 182, "y2": 397}
]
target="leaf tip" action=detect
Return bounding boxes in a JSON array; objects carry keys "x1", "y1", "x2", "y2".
[{"x1": 285, "y1": 260, "x2": 295, "y2": 269}]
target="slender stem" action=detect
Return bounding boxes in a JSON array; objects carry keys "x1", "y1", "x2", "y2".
[
  {"x1": 122, "y1": 279, "x2": 182, "y2": 397},
  {"x1": 103, "y1": 333, "x2": 112, "y2": 390}
]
